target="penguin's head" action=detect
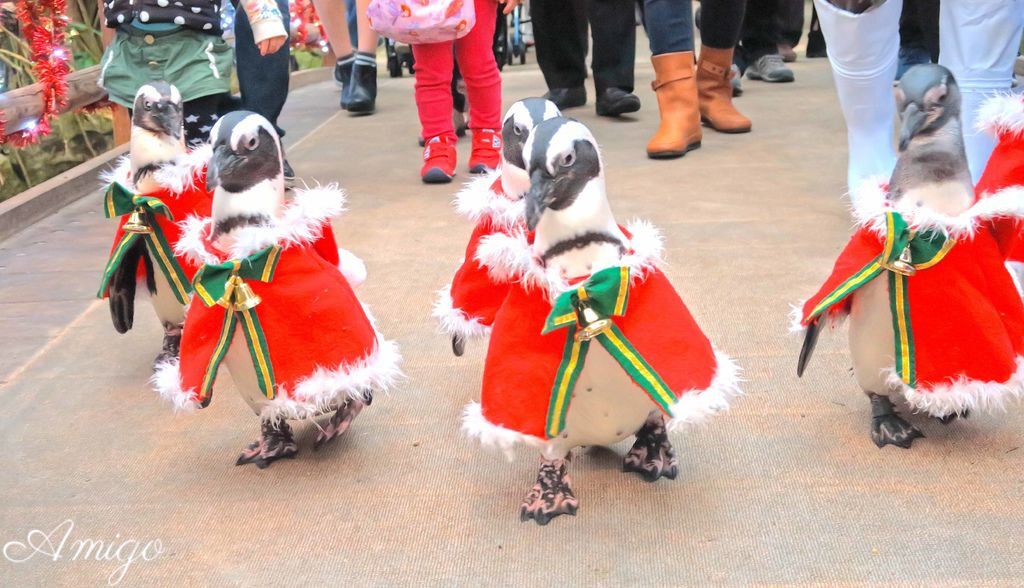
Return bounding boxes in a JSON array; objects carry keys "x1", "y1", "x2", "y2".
[
  {"x1": 895, "y1": 64, "x2": 961, "y2": 151},
  {"x1": 522, "y1": 117, "x2": 604, "y2": 232},
  {"x1": 500, "y1": 97, "x2": 561, "y2": 198},
  {"x1": 131, "y1": 82, "x2": 184, "y2": 140},
  {"x1": 206, "y1": 111, "x2": 285, "y2": 233}
]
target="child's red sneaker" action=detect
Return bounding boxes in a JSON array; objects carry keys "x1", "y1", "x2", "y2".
[
  {"x1": 469, "y1": 129, "x2": 501, "y2": 175},
  {"x1": 421, "y1": 136, "x2": 458, "y2": 184}
]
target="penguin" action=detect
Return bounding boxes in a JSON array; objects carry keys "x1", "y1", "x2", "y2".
[
  {"x1": 153, "y1": 111, "x2": 401, "y2": 469},
  {"x1": 436, "y1": 97, "x2": 562, "y2": 356},
  {"x1": 464, "y1": 118, "x2": 740, "y2": 524},
  {"x1": 98, "y1": 82, "x2": 212, "y2": 366},
  {"x1": 796, "y1": 65, "x2": 1024, "y2": 449}
]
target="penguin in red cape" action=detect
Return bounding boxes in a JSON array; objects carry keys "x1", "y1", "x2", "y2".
[
  {"x1": 462, "y1": 117, "x2": 741, "y2": 525},
  {"x1": 795, "y1": 65, "x2": 1024, "y2": 449},
  {"x1": 975, "y1": 91, "x2": 1024, "y2": 286},
  {"x1": 151, "y1": 111, "x2": 401, "y2": 469},
  {"x1": 434, "y1": 97, "x2": 561, "y2": 356},
  {"x1": 97, "y1": 82, "x2": 213, "y2": 366}
]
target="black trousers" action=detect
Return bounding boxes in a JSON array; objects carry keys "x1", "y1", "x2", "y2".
[
  {"x1": 900, "y1": 0, "x2": 940, "y2": 61},
  {"x1": 234, "y1": 0, "x2": 291, "y2": 138},
  {"x1": 530, "y1": 0, "x2": 636, "y2": 93},
  {"x1": 736, "y1": 0, "x2": 783, "y2": 67}
]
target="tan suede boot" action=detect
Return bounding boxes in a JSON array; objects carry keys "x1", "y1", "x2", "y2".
[
  {"x1": 647, "y1": 52, "x2": 702, "y2": 159},
  {"x1": 697, "y1": 46, "x2": 752, "y2": 134}
]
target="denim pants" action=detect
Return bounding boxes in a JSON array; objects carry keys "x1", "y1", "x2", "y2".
[{"x1": 234, "y1": 0, "x2": 291, "y2": 138}]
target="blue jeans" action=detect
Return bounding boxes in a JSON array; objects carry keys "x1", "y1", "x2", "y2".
[
  {"x1": 640, "y1": 0, "x2": 694, "y2": 56},
  {"x1": 234, "y1": 0, "x2": 291, "y2": 137}
]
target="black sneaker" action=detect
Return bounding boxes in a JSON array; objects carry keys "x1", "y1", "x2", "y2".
[
  {"x1": 543, "y1": 87, "x2": 586, "y2": 110},
  {"x1": 746, "y1": 54, "x2": 795, "y2": 83},
  {"x1": 334, "y1": 53, "x2": 355, "y2": 109},
  {"x1": 595, "y1": 87, "x2": 641, "y2": 117},
  {"x1": 348, "y1": 52, "x2": 378, "y2": 115}
]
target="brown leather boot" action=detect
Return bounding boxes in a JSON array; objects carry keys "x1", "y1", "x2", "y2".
[
  {"x1": 697, "y1": 46, "x2": 752, "y2": 134},
  {"x1": 647, "y1": 52, "x2": 702, "y2": 159}
]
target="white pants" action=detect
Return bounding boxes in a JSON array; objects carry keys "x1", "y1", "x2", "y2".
[{"x1": 814, "y1": 0, "x2": 1024, "y2": 189}]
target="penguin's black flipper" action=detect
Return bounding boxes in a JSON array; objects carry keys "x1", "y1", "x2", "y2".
[
  {"x1": 108, "y1": 239, "x2": 148, "y2": 334},
  {"x1": 796, "y1": 319, "x2": 822, "y2": 378},
  {"x1": 452, "y1": 335, "x2": 466, "y2": 357}
]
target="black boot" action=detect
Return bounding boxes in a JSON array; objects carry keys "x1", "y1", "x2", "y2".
[
  {"x1": 334, "y1": 53, "x2": 355, "y2": 109},
  {"x1": 348, "y1": 52, "x2": 377, "y2": 115}
]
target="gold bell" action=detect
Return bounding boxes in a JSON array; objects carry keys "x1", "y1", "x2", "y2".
[
  {"x1": 886, "y1": 245, "x2": 917, "y2": 277},
  {"x1": 122, "y1": 209, "x2": 152, "y2": 234},
  {"x1": 573, "y1": 298, "x2": 612, "y2": 342},
  {"x1": 230, "y1": 278, "x2": 262, "y2": 311}
]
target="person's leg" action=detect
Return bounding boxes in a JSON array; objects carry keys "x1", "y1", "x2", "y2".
[
  {"x1": 778, "y1": 0, "x2": 805, "y2": 53},
  {"x1": 182, "y1": 93, "x2": 226, "y2": 149},
  {"x1": 347, "y1": 0, "x2": 379, "y2": 113},
  {"x1": 312, "y1": 0, "x2": 355, "y2": 108},
  {"x1": 455, "y1": 0, "x2": 503, "y2": 173},
  {"x1": 234, "y1": 0, "x2": 291, "y2": 137},
  {"x1": 896, "y1": 0, "x2": 933, "y2": 80},
  {"x1": 740, "y1": 0, "x2": 794, "y2": 82},
  {"x1": 642, "y1": 0, "x2": 701, "y2": 158},
  {"x1": 530, "y1": 0, "x2": 589, "y2": 106},
  {"x1": 698, "y1": 0, "x2": 751, "y2": 133},
  {"x1": 813, "y1": 0, "x2": 902, "y2": 191},
  {"x1": 587, "y1": 0, "x2": 637, "y2": 95},
  {"x1": 939, "y1": 0, "x2": 1024, "y2": 181},
  {"x1": 355, "y1": 0, "x2": 378, "y2": 52},
  {"x1": 412, "y1": 40, "x2": 458, "y2": 181}
]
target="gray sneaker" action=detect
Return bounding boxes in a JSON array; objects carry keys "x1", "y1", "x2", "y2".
[{"x1": 746, "y1": 54, "x2": 795, "y2": 83}]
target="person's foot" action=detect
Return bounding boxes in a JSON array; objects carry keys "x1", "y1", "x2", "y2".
[
  {"x1": 469, "y1": 129, "x2": 501, "y2": 174},
  {"x1": 806, "y1": 30, "x2": 827, "y2": 59},
  {"x1": 746, "y1": 54, "x2": 795, "y2": 83},
  {"x1": 334, "y1": 53, "x2": 355, "y2": 109},
  {"x1": 731, "y1": 64, "x2": 743, "y2": 97},
  {"x1": 348, "y1": 51, "x2": 378, "y2": 115},
  {"x1": 421, "y1": 136, "x2": 457, "y2": 184},
  {"x1": 595, "y1": 87, "x2": 641, "y2": 117},
  {"x1": 777, "y1": 43, "x2": 797, "y2": 63},
  {"x1": 543, "y1": 87, "x2": 586, "y2": 110}
]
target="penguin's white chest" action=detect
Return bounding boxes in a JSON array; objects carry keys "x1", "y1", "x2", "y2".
[
  {"x1": 848, "y1": 275, "x2": 897, "y2": 394},
  {"x1": 223, "y1": 330, "x2": 271, "y2": 416},
  {"x1": 142, "y1": 267, "x2": 186, "y2": 326},
  {"x1": 545, "y1": 344, "x2": 656, "y2": 459}
]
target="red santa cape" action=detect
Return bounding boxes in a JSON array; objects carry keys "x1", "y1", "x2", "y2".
[
  {"x1": 433, "y1": 173, "x2": 526, "y2": 341},
  {"x1": 976, "y1": 93, "x2": 1024, "y2": 274},
  {"x1": 795, "y1": 181, "x2": 1024, "y2": 417},
  {"x1": 97, "y1": 147, "x2": 213, "y2": 302},
  {"x1": 461, "y1": 219, "x2": 741, "y2": 456},
  {"x1": 151, "y1": 186, "x2": 400, "y2": 422}
]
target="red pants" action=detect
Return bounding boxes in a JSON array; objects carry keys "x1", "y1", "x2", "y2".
[{"x1": 412, "y1": 0, "x2": 502, "y2": 142}]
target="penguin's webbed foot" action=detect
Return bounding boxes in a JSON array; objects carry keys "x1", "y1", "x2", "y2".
[
  {"x1": 152, "y1": 323, "x2": 182, "y2": 368},
  {"x1": 313, "y1": 393, "x2": 371, "y2": 451},
  {"x1": 623, "y1": 413, "x2": 678, "y2": 482},
  {"x1": 520, "y1": 458, "x2": 578, "y2": 526},
  {"x1": 452, "y1": 335, "x2": 465, "y2": 357},
  {"x1": 936, "y1": 409, "x2": 970, "y2": 425},
  {"x1": 236, "y1": 420, "x2": 298, "y2": 469},
  {"x1": 869, "y1": 393, "x2": 923, "y2": 449}
]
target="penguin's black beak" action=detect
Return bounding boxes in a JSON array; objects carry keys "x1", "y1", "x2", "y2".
[
  {"x1": 206, "y1": 144, "x2": 232, "y2": 190},
  {"x1": 525, "y1": 168, "x2": 555, "y2": 231},
  {"x1": 898, "y1": 102, "x2": 927, "y2": 152},
  {"x1": 152, "y1": 101, "x2": 181, "y2": 140}
]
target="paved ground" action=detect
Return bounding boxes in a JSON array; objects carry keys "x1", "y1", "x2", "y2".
[{"x1": 2, "y1": 49, "x2": 1024, "y2": 587}]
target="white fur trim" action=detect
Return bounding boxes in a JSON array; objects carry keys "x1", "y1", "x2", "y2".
[
  {"x1": 851, "y1": 181, "x2": 1024, "y2": 238},
  {"x1": 432, "y1": 286, "x2": 492, "y2": 340},
  {"x1": 461, "y1": 401, "x2": 542, "y2": 460},
  {"x1": 788, "y1": 298, "x2": 849, "y2": 335},
  {"x1": 976, "y1": 92, "x2": 1024, "y2": 138},
  {"x1": 259, "y1": 337, "x2": 402, "y2": 424},
  {"x1": 149, "y1": 359, "x2": 200, "y2": 412},
  {"x1": 893, "y1": 357, "x2": 1024, "y2": 418},
  {"x1": 666, "y1": 350, "x2": 743, "y2": 431},
  {"x1": 100, "y1": 145, "x2": 211, "y2": 195},
  {"x1": 475, "y1": 229, "x2": 534, "y2": 284},
  {"x1": 174, "y1": 184, "x2": 347, "y2": 265},
  {"x1": 454, "y1": 172, "x2": 526, "y2": 230},
  {"x1": 337, "y1": 248, "x2": 367, "y2": 288}
]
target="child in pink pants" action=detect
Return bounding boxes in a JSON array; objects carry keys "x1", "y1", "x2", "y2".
[{"x1": 414, "y1": 0, "x2": 515, "y2": 184}]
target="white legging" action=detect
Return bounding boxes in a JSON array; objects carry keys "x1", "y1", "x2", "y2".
[{"x1": 813, "y1": 0, "x2": 1024, "y2": 190}]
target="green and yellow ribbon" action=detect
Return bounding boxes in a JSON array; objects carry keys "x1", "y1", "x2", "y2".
[
  {"x1": 805, "y1": 211, "x2": 954, "y2": 387},
  {"x1": 542, "y1": 266, "x2": 676, "y2": 439},
  {"x1": 96, "y1": 182, "x2": 191, "y2": 304},
  {"x1": 191, "y1": 245, "x2": 282, "y2": 404}
]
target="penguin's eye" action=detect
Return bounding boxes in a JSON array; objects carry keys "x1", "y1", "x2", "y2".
[
  {"x1": 143, "y1": 101, "x2": 152, "y2": 111},
  {"x1": 559, "y1": 151, "x2": 575, "y2": 168},
  {"x1": 513, "y1": 124, "x2": 526, "y2": 137},
  {"x1": 244, "y1": 136, "x2": 259, "y2": 151}
]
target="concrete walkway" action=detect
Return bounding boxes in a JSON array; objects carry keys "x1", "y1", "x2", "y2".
[{"x1": 2, "y1": 55, "x2": 1023, "y2": 586}]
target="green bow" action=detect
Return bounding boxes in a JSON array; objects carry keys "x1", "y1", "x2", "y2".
[
  {"x1": 103, "y1": 181, "x2": 173, "y2": 221},
  {"x1": 542, "y1": 266, "x2": 676, "y2": 439},
  {"x1": 191, "y1": 245, "x2": 283, "y2": 404}
]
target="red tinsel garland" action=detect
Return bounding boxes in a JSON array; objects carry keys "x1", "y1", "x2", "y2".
[
  {"x1": 1, "y1": 0, "x2": 71, "y2": 146},
  {"x1": 290, "y1": 0, "x2": 327, "y2": 51}
]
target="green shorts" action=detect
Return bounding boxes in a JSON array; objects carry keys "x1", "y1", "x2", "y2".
[{"x1": 99, "y1": 28, "x2": 234, "y2": 107}]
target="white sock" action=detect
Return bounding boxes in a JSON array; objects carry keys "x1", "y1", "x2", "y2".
[
  {"x1": 939, "y1": 0, "x2": 1024, "y2": 182},
  {"x1": 813, "y1": 0, "x2": 903, "y2": 192}
]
